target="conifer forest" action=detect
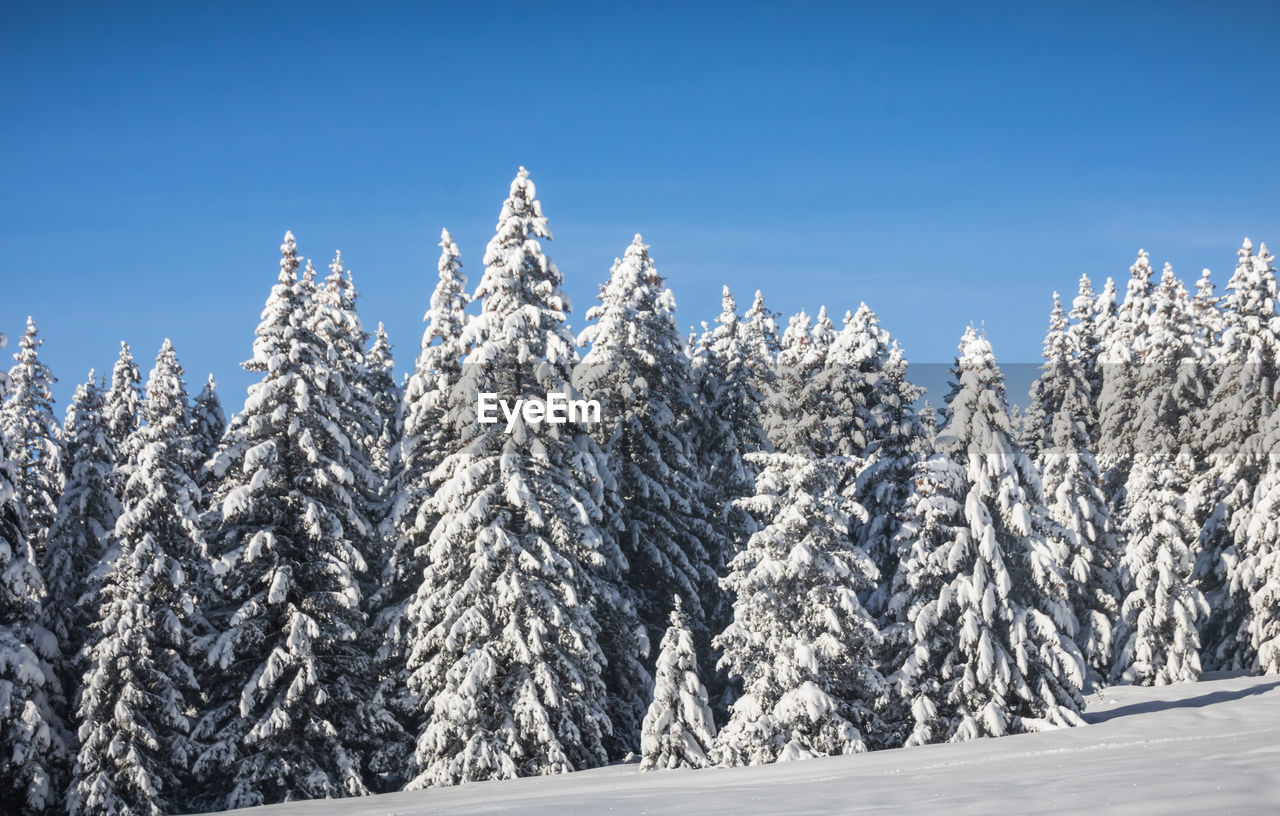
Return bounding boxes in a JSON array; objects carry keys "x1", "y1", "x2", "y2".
[{"x1": 2, "y1": 166, "x2": 1279, "y2": 814}]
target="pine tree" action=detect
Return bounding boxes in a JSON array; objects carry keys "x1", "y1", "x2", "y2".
[
  {"x1": 1232, "y1": 407, "x2": 1280, "y2": 675},
  {"x1": 640, "y1": 597, "x2": 716, "y2": 771},
  {"x1": 190, "y1": 373, "x2": 226, "y2": 484},
  {"x1": 1, "y1": 318, "x2": 63, "y2": 560},
  {"x1": 1098, "y1": 251, "x2": 1156, "y2": 516},
  {"x1": 381, "y1": 229, "x2": 471, "y2": 616},
  {"x1": 574, "y1": 234, "x2": 720, "y2": 755},
  {"x1": 70, "y1": 340, "x2": 207, "y2": 816},
  {"x1": 714, "y1": 450, "x2": 882, "y2": 763},
  {"x1": 1066, "y1": 275, "x2": 1103, "y2": 445},
  {"x1": 1039, "y1": 353, "x2": 1119, "y2": 688},
  {"x1": 196, "y1": 232, "x2": 383, "y2": 809},
  {"x1": 399, "y1": 168, "x2": 614, "y2": 788},
  {"x1": 41, "y1": 374, "x2": 119, "y2": 691},
  {"x1": 365, "y1": 322, "x2": 401, "y2": 490},
  {"x1": 1111, "y1": 264, "x2": 1208, "y2": 686},
  {"x1": 103, "y1": 341, "x2": 142, "y2": 460},
  {"x1": 1190, "y1": 268, "x2": 1224, "y2": 363},
  {"x1": 372, "y1": 230, "x2": 471, "y2": 788},
  {"x1": 0, "y1": 332, "x2": 65, "y2": 815},
  {"x1": 892, "y1": 328, "x2": 1085, "y2": 744},
  {"x1": 1025, "y1": 293, "x2": 1070, "y2": 462},
  {"x1": 313, "y1": 251, "x2": 384, "y2": 580},
  {"x1": 1193, "y1": 239, "x2": 1280, "y2": 669}
]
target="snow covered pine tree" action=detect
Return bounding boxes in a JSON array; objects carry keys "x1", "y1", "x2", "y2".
[
  {"x1": 196, "y1": 232, "x2": 386, "y2": 809},
  {"x1": 893, "y1": 328, "x2": 1085, "y2": 744},
  {"x1": 70, "y1": 341, "x2": 207, "y2": 816},
  {"x1": 399, "y1": 169, "x2": 616, "y2": 788},
  {"x1": 640, "y1": 596, "x2": 716, "y2": 771}
]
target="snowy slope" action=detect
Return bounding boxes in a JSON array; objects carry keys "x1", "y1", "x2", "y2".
[{"x1": 227, "y1": 673, "x2": 1280, "y2": 815}]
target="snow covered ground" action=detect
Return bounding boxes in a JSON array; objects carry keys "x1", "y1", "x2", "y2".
[{"x1": 229, "y1": 672, "x2": 1280, "y2": 815}]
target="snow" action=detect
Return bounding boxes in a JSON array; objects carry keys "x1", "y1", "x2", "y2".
[{"x1": 219, "y1": 672, "x2": 1280, "y2": 815}]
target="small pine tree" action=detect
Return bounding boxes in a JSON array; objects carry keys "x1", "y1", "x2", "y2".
[
  {"x1": 190, "y1": 373, "x2": 226, "y2": 485},
  {"x1": 70, "y1": 340, "x2": 207, "y2": 816},
  {"x1": 103, "y1": 341, "x2": 142, "y2": 460},
  {"x1": 714, "y1": 452, "x2": 883, "y2": 764},
  {"x1": 1026, "y1": 293, "x2": 1071, "y2": 462},
  {"x1": 640, "y1": 597, "x2": 716, "y2": 771},
  {"x1": 1067, "y1": 274, "x2": 1104, "y2": 445}
]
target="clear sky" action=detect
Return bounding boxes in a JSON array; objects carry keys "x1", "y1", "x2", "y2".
[{"x1": 3, "y1": 1, "x2": 1277, "y2": 411}]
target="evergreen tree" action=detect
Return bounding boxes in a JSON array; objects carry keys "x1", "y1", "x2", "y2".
[
  {"x1": 892, "y1": 328, "x2": 1085, "y2": 744},
  {"x1": 1, "y1": 317, "x2": 63, "y2": 560},
  {"x1": 371, "y1": 230, "x2": 471, "y2": 789},
  {"x1": 1111, "y1": 264, "x2": 1208, "y2": 686},
  {"x1": 196, "y1": 232, "x2": 383, "y2": 809},
  {"x1": 313, "y1": 251, "x2": 384, "y2": 578},
  {"x1": 70, "y1": 340, "x2": 207, "y2": 816},
  {"x1": 42, "y1": 374, "x2": 119, "y2": 689},
  {"x1": 0, "y1": 332, "x2": 65, "y2": 815},
  {"x1": 1190, "y1": 268, "x2": 1224, "y2": 362},
  {"x1": 574, "y1": 234, "x2": 720, "y2": 754},
  {"x1": 190, "y1": 374, "x2": 226, "y2": 483},
  {"x1": 640, "y1": 597, "x2": 716, "y2": 771},
  {"x1": 399, "y1": 168, "x2": 614, "y2": 788},
  {"x1": 1098, "y1": 251, "x2": 1156, "y2": 514},
  {"x1": 714, "y1": 451, "x2": 883, "y2": 763},
  {"x1": 1025, "y1": 293, "x2": 1070, "y2": 462},
  {"x1": 1066, "y1": 275, "x2": 1103, "y2": 444},
  {"x1": 1039, "y1": 353, "x2": 1119, "y2": 687},
  {"x1": 103, "y1": 341, "x2": 142, "y2": 460},
  {"x1": 1193, "y1": 239, "x2": 1280, "y2": 669},
  {"x1": 1232, "y1": 407, "x2": 1280, "y2": 675},
  {"x1": 365, "y1": 322, "x2": 401, "y2": 490}
]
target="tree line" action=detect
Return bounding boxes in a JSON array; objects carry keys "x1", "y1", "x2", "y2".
[{"x1": 1, "y1": 167, "x2": 1278, "y2": 814}]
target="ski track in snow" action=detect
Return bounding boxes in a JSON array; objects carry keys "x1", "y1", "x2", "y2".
[{"x1": 219, "y1": 673, "x2": 1280, "y2": 816}]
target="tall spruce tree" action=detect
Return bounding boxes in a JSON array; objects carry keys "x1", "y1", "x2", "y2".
[
  {"x1": 367, "y1": 232, "x2": 470, "y2": 792},
  {"x1": 892, "y1": 328, "x2": 1085, "y2": 744},
  {"x1": 398, "y1": 168, "x2": 615, "y2": 788},
  {"x1": 1231, "y1": 406, "x2": 1280, "y2": 675},
  {"x1": 1, "y1": 318, "x2": 63, "y2": 561},
  {"x1": 196, "y1": 232, "x2": 383, "y2": 809},
  {"x1": 70, "y1": 341, "x2": 207, "y2": 816},
  {"x1": 0, "y1": 332, "x2": 65, "y2": 815},
  {"x1": 42, "y1": 374, "x2": 119, "y2": 689},
  {"x1": 1193, "y1": 239, "x2": 1280, "y2": 669},
  {"x1": 1039, "y1": 348, "x2": 1119, "y2": 687},
  {"x1": 1111, "y1": 264, "x2": 1208, "y2": 686},
  {"x1": 574, "y1": 234, "x2": 720, "y2": 755}
]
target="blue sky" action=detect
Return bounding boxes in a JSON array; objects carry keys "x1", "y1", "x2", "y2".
[{"x1": 3, "y1": 1, "x2": 1277, "y2": 410}]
